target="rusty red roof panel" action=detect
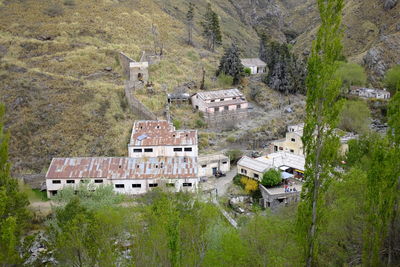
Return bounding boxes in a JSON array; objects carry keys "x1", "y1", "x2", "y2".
[
  {"x1": 129, "y1": 120, "x2": 197, "y2": 146},
  {"x1": 46, "y1": 157, "x2": 198, "y2": 180}
]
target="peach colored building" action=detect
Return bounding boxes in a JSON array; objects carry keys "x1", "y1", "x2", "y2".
[{"x1": 191, "y1": 89, "x2": 248, "y2": 114}]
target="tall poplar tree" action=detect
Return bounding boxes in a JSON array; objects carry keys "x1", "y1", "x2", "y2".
[
  {"x1": 296, "y1": 0, "x2": 344, "y2": 266},
  {"x1": 186, "y1": 2, "x2": 195, "y2": 46},
  {"x1": 0, "y1": 103, "x2": 29, "y2": 265}
]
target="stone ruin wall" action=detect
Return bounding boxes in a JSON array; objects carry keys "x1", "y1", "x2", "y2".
[{"x1": 204, "y1": 109, "x2": 248, "y2": 130}]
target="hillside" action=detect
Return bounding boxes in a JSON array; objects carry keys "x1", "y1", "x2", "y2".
[{"x1": 0, "y1": 0, "x2": 262, "y2": 172}]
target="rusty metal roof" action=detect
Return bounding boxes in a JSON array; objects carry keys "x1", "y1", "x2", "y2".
[
  {"x1": 46, "y1": 157, "x2": 198, "y2": 180},
  {"x1": 130, "y1": 120, "x2": 197, "y2": 146},
  {"x1": 194, "y1": 89, "x2": 244, "y2": 101}
]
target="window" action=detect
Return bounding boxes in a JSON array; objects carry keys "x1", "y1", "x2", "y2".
[
  {"x1": 144, "y1": 148, "x2": 153, "y2": 152},
  {"x1": 222, "y1": 161, "x2": 228, "y2": 164},
  {"x1": 183, "y1": 183, "x2": 192, "y2": 187},
  {"x1": 211, "y1": 99, "x2": 215, "y2": 102},
  {"x1": 183, "y1": 157, "x2": 187, "y2": 163},
  {"x1": 241, "y1": 169, "x2": 247, "y2": 174},
  {"x1": 290, "y1": 149, "x2": 294, "y2": 153},
  {"x1": 66, "y1": 180, "x2": 75, "y2": 184},
  {"x1": 224, "y1": 106, "x2": 229, "y2": 110},
  {"x1": 279, "y1": 147, "x2": 284, "y2": 151},
  {"x1": 94, "y1": 179, "x2": 103, "y2": 184},
  {"x1": 115, "y1": 184, "x2": 125, "y2": 188},
  {"x1": 149, "y1": 183, "x2": 158, "y2": 188},
  {"x1": 174, "y1": 147, "x2": 183, "y2": 152},
  {"x1": 184, "y1": 147, "x2": 192, "y2": 152},
  {"x1": 214, "y1": 107, "x2": 219, "y2": 112},
  {"x1": 160, "y1": 162, "x2": 164, "y2": 168},
  {"x1": 201, "y1": 164, "x2": 207, "y2": 168},
  {"x1": 236, "y1": 104, "x2": 241, "y2": 109},
  {"x1": 254, "y1": 173, "x2": 259, "y2": 179},
  {"x1": 291, "y1": 138, "x2": 296, "y2": 142},
  {"x1": 133, "y1": 148, "x2": 142, "y2": 153},
  {"x1": 233, "y1": 97, "x2": 236, "y2": 100},
  {"x1": 132, "y1": 184, "x2": 141, "y2": 188},
  {"x1": 50, "y1": 190, "x2": 58, "y2": 196},
  {"x1": 220, "y1": 98, "x2": 224, "y2": 101},
  {"x1": 52, "y1": 180, "x2": 61, "y2": 184}
]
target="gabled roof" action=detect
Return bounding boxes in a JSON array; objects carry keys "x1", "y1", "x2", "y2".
[
  {"x1": 46, "y1": 157, "x2": 198, "y2": 180},
  {"x1": 237, "y1": 156, "x2": 270, "y2": 173},
  {"x1": 129, "y1": 120, "x2": 197, "y2": 146},
  {"x1": 194, "y1": 89, "x2": 244, "y2": 101},
  {"x1": 241, "y1": 58, "x2": 267, "y2": 67}
]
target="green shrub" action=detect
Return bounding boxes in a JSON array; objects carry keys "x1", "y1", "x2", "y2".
[
  {"x1": 384, "y1": 65, "x2": 400, "y2": 94},
  {"x1": 334, "y1": 62, "x2": 367, "y2": 92},
  {"x1": 226, "y1": 136, "x2": 236, "y2": 143},
  {"x1": 43, "y1": 4, "x2": 64, "y2": 17},
  {"x1": 195, "y1": 119, "x2": 207, "y2": 128},
  {"x1": 261, "y1": 169, "x2": 282, "y2": 187},
  {"x1": 339, "y1": 100, "x2": 371, "y2": 134},
  {"x1": 244, "y1": 67, "x2": 252, "y2": 76},
  {"x1": 217, "y1": 73, "x2": 234, "y2": 88},
  {"x1": 173, "y1": 119, "x2": 181, "y2": 129},
  {"x1": 225, "y1": 149, "x2": 243, "y2": 164}
]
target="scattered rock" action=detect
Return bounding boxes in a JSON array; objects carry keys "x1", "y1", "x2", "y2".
[
  {"x1": 383, "y1": 0, "x2": 398, "y2": 10},
  {"x1": 363, "y1": 47, "x2": 387, "y2": 80},
  {"x1": 0, "y1": 45, "x2": 7, "y2": 58},
  {"x1": 104, "y1": 66, "x2": 112, "y2": 72},
  {"x1": 284, "y1": 107, "x2": 293, "y2": 113},
  {"x1": 7, "y1": 64, "x2": 27, "y2": 73},
  {"x1": 36, "y1": 35, "x2": 54, "y2": 41}
]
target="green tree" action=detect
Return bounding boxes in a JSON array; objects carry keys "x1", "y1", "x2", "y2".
[
  {"x1": 384, "y1": 65, "x2": 400, "y2": 94},
  {"x1": 201, "y1": 3, "x2": 222, "y2": 52},
  {"x1": 334, "y1": 62, "x2": 367, "y2": 92},
  {"x1": 338, "y1": 99, "x2": 371, "y2": 134},
  {"x1": 261, "y1": 169, "x2": 282, "y2": 187},
  {"x1": 296, "y1": 0, "x2": 344, "y2": 266},
  {"x1": 0, "y1": 103, "x2": 30, "y2": 265},
  {"x1": 217, "y1": 43, "x2": 244, "y2": 85},
  {"x1": 186, "y1": 2, "x2": 195, "y2": 46}
]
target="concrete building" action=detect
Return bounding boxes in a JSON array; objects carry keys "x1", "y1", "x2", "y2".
[
  {"x1": 191, "y1": 89, "x2": 248, "y2": 128},
  {"x1": 119, "y1": 51, "x2": 149, "y2": 89},
  {"x1": 45, "y1": 157, "x2": 198, "y2": 197},
  {"x1": 349, "y1": 87, "x2": 391, "y2": 99},
  {"x1": 128, "y1": 120, "x2": 198, "y2": 158},
  {"x1": 237, "y1": 152, "x2": 306, "y2": 182},
  {"x1": 198, "y1": 154, "x2": 230, "y2": 177},
  {"x1": 259, "y1": 181, "x2": 302, "y2": 208},
  {"x1": 271, "y1": 123, "x2": 304, "y2": 155},
  {"x1": 241, "y1": 58, "x2": 267, "y2": 74}
]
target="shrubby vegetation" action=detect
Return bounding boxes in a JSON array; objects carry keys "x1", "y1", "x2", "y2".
[
  {"x1": 334, "y1": 62, "x2": 367, "y2": 91},
  {"x1": 339, "y1": 99, "x2": 371, "y2": 134},
  {"x1": 261, "y1": 168, "x2": 281, "y2": 187},
  {"x1": 384, "y1": 65, "x2": 400, "y2": 94},
  {"x1": 217, "y1": 43, "x2": 244, "y2": 85}
]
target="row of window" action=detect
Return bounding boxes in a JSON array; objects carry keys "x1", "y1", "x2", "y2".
[
  {"x1": 115, "y1": 183, "x2": 192, "y2": 189},
  {"x1": 212, "y1": 105, "x2": 242, "y2": 112},
  {"x1": 240, "y1": 169, "x2": 259, "y2": 179},
  {"x1": 132, "y1": 147, "x2": 193, "y2": 153},
  {"x1": 209, "y1": 97, "x2": 237, "y2": 102},
  {"x1": 52, "y1": 179, "x2": 104, "y2": 184},
  {"x1": 201, "y1": 161, "x2": 228, "y2": 168}
]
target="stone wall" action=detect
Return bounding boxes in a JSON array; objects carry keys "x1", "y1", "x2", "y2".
[
  {"x1": 118, "y1": 52, "x2": 135, "y2": 79},
  {"x1": 124, "y1": 84, "x2": 157, "y2": 120},
  {"x1": 204, "y1": 109, "x2": 248, "y2": 129},
  {"x1": 15, "y1": 174, "x2": 45, "y2": 190}
]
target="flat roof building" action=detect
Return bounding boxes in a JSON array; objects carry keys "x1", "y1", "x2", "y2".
[{"x1": 241, "y1": 58, "x2": 267, "y2": 75}]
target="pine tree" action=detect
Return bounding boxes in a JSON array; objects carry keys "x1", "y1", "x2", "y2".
[
  {"x1": 296, "y1": 0, "x2": 344, "y2": 266},
  {"x1": 201, "y1": 3, "x2": 222, "y2": 52},
  {"x1": 217, "y1": 43, "x2": 244, "y2": 85},
  {"x1": 0, "y1": 103, "x2": 29, "y2": 265},
  {"x1": 186, "y1": 2, "x2": 195, "y2": 46}
]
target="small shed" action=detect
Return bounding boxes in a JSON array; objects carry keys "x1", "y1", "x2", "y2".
[{"x1": 241, "y1": 58, "x2": 267, "y2": 74}]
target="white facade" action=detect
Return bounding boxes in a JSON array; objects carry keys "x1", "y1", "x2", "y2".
[
  {"x1": 128, "y1": 145, "x2": 198, "y2": 158},
  {"x1": 350, "y1": 87, "x2": 391, "y2": 99},
  {"x1": 198, "y1": 154, "x2": 230, "y2": 177},
  {"x1": 191, "y1": 89, "x2": 248, "y2": 113},
  {"x1": 241, "y1": 58, "x2": 267, "y2": 75}
]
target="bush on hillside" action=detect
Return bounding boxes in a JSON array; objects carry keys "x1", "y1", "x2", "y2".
[
  {"x1": 173, "y1": 119, "x2": 181, "y2": 130},
  {"x1": 334, "y1": 62, "x2": 367, "y2": 92},
  {"x1": 217, "y1": 73, "x2": 234, "y2": 88},
  {"x1": 339, "y1": 100, "x2": 371, "y2": 134},
  {"x1": 43, "y1": 4, "x2": 64, "y2": 17},
  {"x1": 261, "y1": 169, "x2": 282, "y2": 187},
  {"x1": 240, "y1": 177, "x2": 259, "y2": 193},
  {"x1": 225, "y1": 149, "x2": 243, "y2": 164},
  {"x1": 244, "y1": 68, "x2": 251, "y2": 76},
  {"x1": 384, "y1": 65, "x2": 400, "y2": 94}
]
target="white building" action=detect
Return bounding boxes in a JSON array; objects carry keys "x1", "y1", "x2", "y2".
[
  {"x1": 128, "y1": 120, "x2": 198, "y2": 158},
  {"x1": 198, "y1": 154, "x2": 230, "y2": 177},
  {"x1": 45, "y1": 156, "x2": 198, "y2": 197},
  {"x1": 237, "y1": 152, "x2": 306, "y2": 182},
  {"x1": 191, "y1": 89, "x2": 248, "y2": 114},
  {"x1": 349, "y1": 87, "x2": 390, "y2": 99},
  {"x1": 241, "y1": 58, "x2": 267, "y2": 74}
]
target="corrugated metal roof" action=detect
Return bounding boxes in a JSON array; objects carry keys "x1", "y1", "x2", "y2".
[
  {"x1": 237, "y1": 156, "x2": 270, "y2": 173},
  {"x1": 255, "y1": 152, "x2": 305, "y2": 171},
  {"x1": 130, "y1": 120, "x2": 197, "y2": 146},
  {"x1": 195, "y1": 89, "x2": 244, "y2": 101},
  {"x1": 241, "y1": 58, "x2": 267, "y2": 67},
  {"x1": 46, "y1": 157, "x2": 198, "y2": 180}
]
